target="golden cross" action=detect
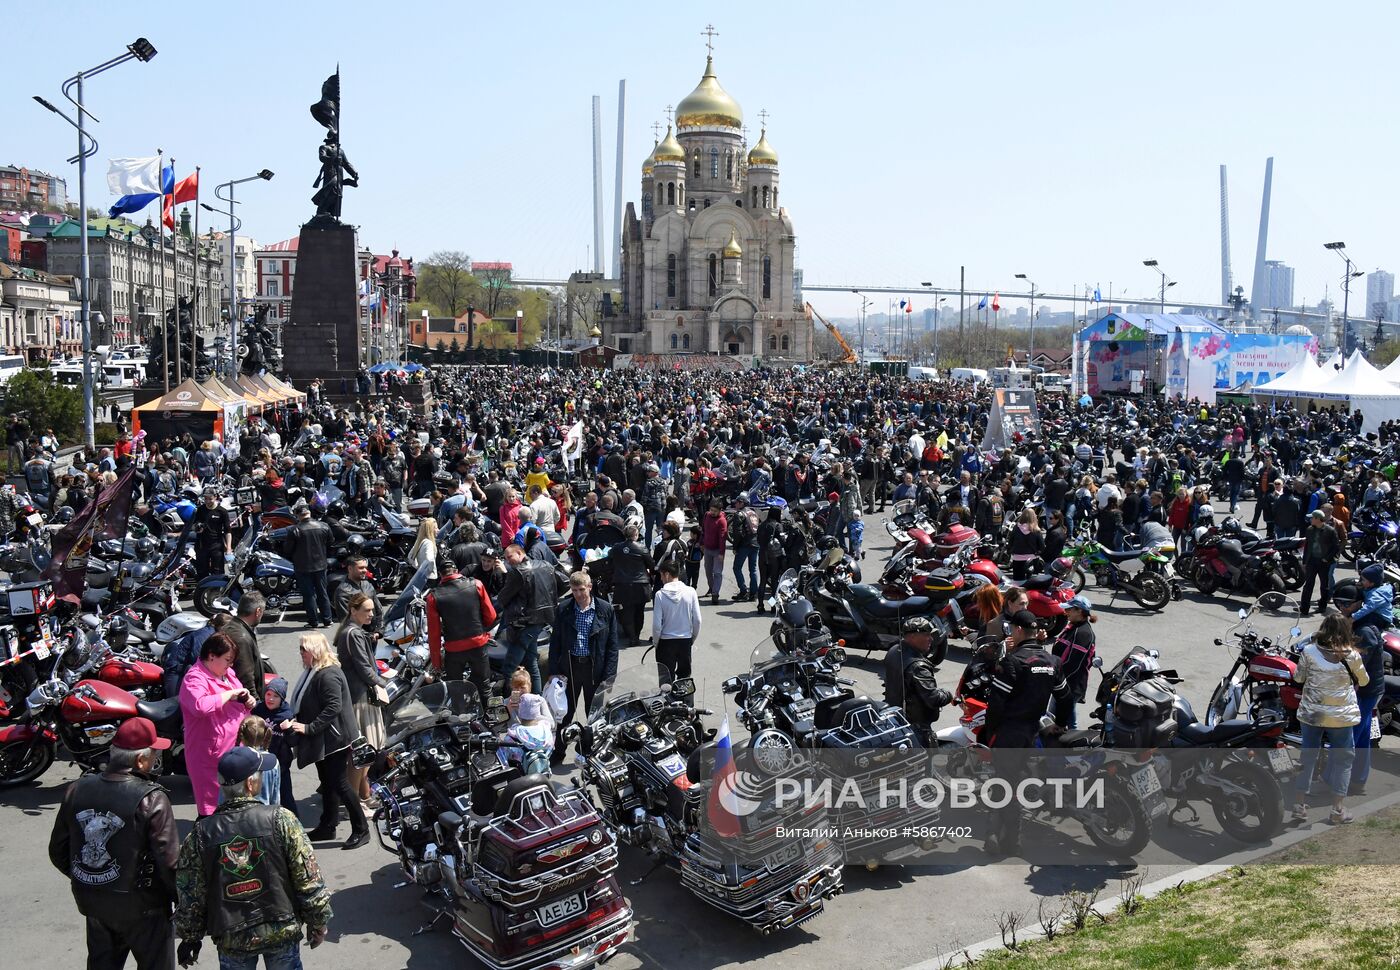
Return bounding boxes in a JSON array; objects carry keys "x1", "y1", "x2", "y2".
[
  {"x1": 651, "y1": 121, "x2": 663, "y2": 142},
  {"x1": 702, "y1": 24, "x2": 718, "y2": 54},
  {"x1": 664, "y1": 104, "x2": 673, "y2": 125},
  {"x1": 758, "y1": 108, "x2": 770, "y2": 129}
]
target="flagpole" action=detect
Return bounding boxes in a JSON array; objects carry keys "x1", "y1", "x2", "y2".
[
  {"x1": 191, "y1": 166, "x2": 200, "y2": 382},
  {"x1": 158, "y1": 151, "x2": 169, "y2": 393},
  {"x1": 169, "y1": 157, "x2": 183, "y2": 387}
]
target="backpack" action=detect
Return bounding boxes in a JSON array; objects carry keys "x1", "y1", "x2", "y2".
[
  {"x1": 730, "y1": 509, "x2": 757, "y2": 549},
  {"x1": 986, "y1": 496, "x2": 1005, "y2": 528},
  {"x1": 766, "y1": 525, "x2": 787, "y2": 563}
]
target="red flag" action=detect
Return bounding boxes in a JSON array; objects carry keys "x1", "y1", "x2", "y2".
[
  {"x1": 161, "y1": 171, "x2": 198, "y2": 230},
  {"x1": 905, "y1": 300, "x2": 913, "y2": 314},
  {"x1": 991, "y1": 293, "x2": 1001, "y2": 312},
  {"x1": 43, "y1": 465, "x2": 141, "y2": 604}
]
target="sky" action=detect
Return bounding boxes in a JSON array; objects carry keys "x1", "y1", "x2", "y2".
[{"x1": 12, "y1": 1, "x2": 1398, "y2": 321}]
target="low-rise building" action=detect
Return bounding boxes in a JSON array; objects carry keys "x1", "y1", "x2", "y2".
[{"x1": 0, "y1": 262, "x2": 80, "y2": 361}]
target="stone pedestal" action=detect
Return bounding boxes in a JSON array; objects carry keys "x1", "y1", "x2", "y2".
[{"x1": 281, "y1": 221, "x2": 362, "y2": 388}]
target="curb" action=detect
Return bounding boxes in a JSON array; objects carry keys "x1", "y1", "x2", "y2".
[{"x1": 907, "y1": 785, "x2": 1400, "y2": 969}]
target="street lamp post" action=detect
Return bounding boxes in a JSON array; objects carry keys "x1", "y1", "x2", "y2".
[
  {"x1": 34, "y1": 37, "x2": 157, "y2": 449},
  {"x1": 213, "y1": 170, "x2": 273, "y2": 376},
  {"x1": 1324, "y1": 242, "x2": 1365, "y2": 356},
  {"x1": 1014, "y1": 274, "x2": 1037, "y2": 362},
  {"x1": 1142, "y1": 259, "x2": 1177, "y2": 313}
]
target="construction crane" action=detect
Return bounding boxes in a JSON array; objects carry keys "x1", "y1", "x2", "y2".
[{"x1": 804, "y1": 302, "x2": 858, "y2": 365}]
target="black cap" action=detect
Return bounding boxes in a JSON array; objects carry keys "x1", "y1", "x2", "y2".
[{"x1": 1009, "y1": 610, "x2": 1040, "y2": 630}]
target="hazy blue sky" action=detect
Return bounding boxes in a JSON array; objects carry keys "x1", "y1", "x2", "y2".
[{"x1": 14, "y1": 1, "x2": 1395, "y2": 320}]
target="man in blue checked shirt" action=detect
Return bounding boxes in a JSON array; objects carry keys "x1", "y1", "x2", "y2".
[{"x1": 547, "y1": 571, "x2": 621, "y2": 764}]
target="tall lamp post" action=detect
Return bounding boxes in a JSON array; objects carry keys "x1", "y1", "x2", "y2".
[
  {"x1": 199, "y1": 203, "x2": 240, "y2": 377},
  {"x1": 1324, "y1": 242, "x2": 1365, "y2": 356},
  {"x1": 1142, "y1": 259, "x2": 1176, "y2": 313},
  {"x1": 1014, "y1": 273, "x2": 1037, "y2": 362},
  {"x1": 213, "y1": 170, "x2": 273, "y2": 375},
  {"x1": 33, "y1": 37, "x2": 157, "y2": 449}
]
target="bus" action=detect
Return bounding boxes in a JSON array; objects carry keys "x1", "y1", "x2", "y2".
[
  {"x1": 101, "y1": 361, "x2": 145, "y2": 387},
  {"x1": 52, "y1": 363, "x2": 85, "y2": 386},
  {"x1": 0, "y1": 355, "x2": 25, "y2": 385}
]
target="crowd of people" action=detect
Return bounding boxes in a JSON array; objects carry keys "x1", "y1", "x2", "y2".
[{"x1": 34, "y1": 360, "x2": 1400, "y2": 967}]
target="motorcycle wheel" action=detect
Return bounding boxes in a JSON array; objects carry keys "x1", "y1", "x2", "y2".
[
  {"x1": 1211, "y1": 760, "x2": 1284, "y2": 843},
  {"x1": 1193, "y1": 566, "x2": 1218, "y2": 596},
  {"x1": 1082, "y1": 773, "x2": 1151, "y2": 857},
  {"x1": 193, "y1": 585, "x2": 226, "y2": 618},
  {"x1": 1133, "y1": 573, "x2": 1171, "y2": 612},
  {"x1": 1276, "y1": 557, "x2": 1303, "y2": 591},
  {"x1": 0, "y1": 738, "x2": 55, "y2": 786},
  {"x1": 1069, "y1": 566, "x2": 1088, "y2": 595}
]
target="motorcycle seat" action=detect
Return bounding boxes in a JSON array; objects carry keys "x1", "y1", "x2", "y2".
[
  {"x1": 493, "y1": 774, "x2": 569, "y2": 817},
  {"x1": 1103, "y1": 549, "x2": 1143, "y2": 564},
  {"x1": 1024, "y1": 574, "x2": 1055, "y2": 591},
  {"x1": 81, "y1": 588, "x2": 111, "y2": 608},
  {"x1": 814, "y1": 696, "x2": 850, "y2": 731},
  {"x1": 1383, "y1": 675, "x2": 1400, "y2": 695},
  {"x1": 1176, "y1": 718, "x2": 1255, "y2": 745},
  {"x1": 861, "y1": 594, "x2": 933, "y2": 618},
  {"x1": 125, "y1": 625, "x2": 156, "y2": 645},
  {"x1": 1056, "y1": 729, "x2": 1098, "y2": 748},
  {"x1": 135, "y1": 696, "x2": 182, "y2": 726},
  {"x1": 1271, "y1": 537, "x2": 1303, "y2": 552},
  {"x1": 1217, "y1": 539, "x2": 1249, "y2": 566},
  {"x1": 87, "y1": 568, "x2": 114, "y2": 589}
]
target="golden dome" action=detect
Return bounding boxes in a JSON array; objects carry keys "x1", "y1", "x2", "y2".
[
  {"x1": 747, "y1": 128, "x2": 778, "y2": 166},
  {"x1": 675, "y1": 56, "x2": 742, "y2": 129},
  {"x1": 723, "y1": 228, "x2": 743, "y2": 258},
  {"x1": 653, "y1": 126, "x2": 685, "y2": 163},
  {"x1": 641, "y1": 139, "x2": 658, "y2": 175}
]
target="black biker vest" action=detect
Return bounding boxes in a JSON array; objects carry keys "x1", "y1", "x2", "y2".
[
  {"x1": 431, "y1": 576, "x2": 485, "y2": 643},
  {"x1": 64, "y1": 772, "x2": 165, "y2": 909},
  {"x1": 197, "y1": 801, "x2": 296, "y2": 936}
]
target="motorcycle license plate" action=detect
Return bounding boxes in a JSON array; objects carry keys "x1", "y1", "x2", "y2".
[
  {"x1": 1268, "y1": 748, "x2": 1293, "y2": 774},
  {"x1": 762, "y1": 841, "x2": 803, "y2": 871},
  {"x1": 26, "y1": 514, "x2": 41, "y2": 528},
  {"x1": 32, "y1": 629, "x2": 51, "y2": 660},
  {"x1": 1130, "y1": 765, "x2": 1166, "y2": 815},
  {"x1": 536, "y1": 892, "x2": 585, "y2": 928},
  {"x1": 1372, "y1": 718, "x2": 1383, "y2": 741}
]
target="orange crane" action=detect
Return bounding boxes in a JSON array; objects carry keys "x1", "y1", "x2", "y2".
[{"x1": 804, "y1": 302, "x2": 858, "y2": 365}]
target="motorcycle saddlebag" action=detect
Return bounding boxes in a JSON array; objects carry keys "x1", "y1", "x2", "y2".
[{"x1": 1112, "y1": 676, "x2": 1178, "y2": 747}]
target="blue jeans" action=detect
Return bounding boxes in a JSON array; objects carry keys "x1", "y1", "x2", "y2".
[
  {"x1": 732, "y1": 546, "x2": 759, "y2": 595},
  {"x1": 296, "y1": 569, "x2": 332, "y2": 626},
  {"x1": 1296, "y1": 723, "x2": 1355, "y2": 797},
  {"x1": 502, "y1": 624, "x2": 544, "y2": 693},
  {"x1": 1352, "y1": 693, "x2": 1381, "y2": 788},
  {"x1": 644, "y1": 507, "x2": 663, "y2": 549},
  {"x1": 219, "y1": 941, "x2": 303, "y2": 970},
  {"x1": 1228, "y1": 480, "x2": 1242, "y2": 511}
]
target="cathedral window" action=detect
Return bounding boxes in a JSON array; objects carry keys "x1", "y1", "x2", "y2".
[
  {"x1": 763, "y1": 256, "x2": 772, "y2": 299},
  {"x1": 752, "y1": 186, "x2": 758, "y2": 208},
  {"x1": 667, "y1": 183, "x2": 675, "y2": 206},
  {"x1": 782, "y1": 334, "x2": 790, "y2": 351},
  {"x1": 693, "y1": 153, "x2": 701, "y2": 177},
  {"x1": 667, "y1": 254, "x2": 677, "y2": 298},
  {"x1": 704, "y1": 198, "x2": 711, "y2": 209},
  {"x1": 670, "y1": 333, "x2": 678, "y2": 349},
  {"x1": 726, "y1": 152, "x2": 734, "y2": 180},
  {"x1": 769, "y1": 334, "x2": 777, "y2": 351},
  {"x1": 708, "y1": 254, "x2": 718, "y2": 297},
  {"x1": 762, "y1": 185, "x2": 770, "y2": 209},
  {"x1": 710, "y1": 147, "x2": 719, "y2": 179},
  {"x1": 683, "y1": 333, "x2": 691, "y2": 349},
  {"x1": 773, "y1": 188, "x2": 778, "y2": 208}
]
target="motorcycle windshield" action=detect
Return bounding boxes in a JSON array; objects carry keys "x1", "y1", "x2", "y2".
[
  {"x1": 383, "y1": 562, "x2": 434, "y2": 627},
  {"x1": 1222, "y1": 594, "x2": 1304, "y2": 651},
  {"x1": 590, "y1": 658, "x2": 671, "y2": 727}
]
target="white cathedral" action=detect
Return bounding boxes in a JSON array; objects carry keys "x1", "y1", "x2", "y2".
[{"x1": 614, "y1": 53, "x2": 810, "y2": 362}]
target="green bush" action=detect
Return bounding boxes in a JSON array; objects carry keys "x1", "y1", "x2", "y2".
[{"x1": 2, "y1": 369, "x2": 83, "y2": 440}]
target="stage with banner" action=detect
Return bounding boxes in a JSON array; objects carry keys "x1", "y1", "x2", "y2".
[
  {"x1": 1164, "y1": 331, "x2": 1318, "y2": 404},
  {"x1": 980, "y1": 387, "x2": 1042, "y2": 451}
]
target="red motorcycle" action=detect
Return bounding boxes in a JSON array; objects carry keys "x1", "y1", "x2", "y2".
[
  {"x1": 0, "y1": 629, "x2": 185, "y2": 786},
  {"x1": 1204, "y1": 603, "x2": 1303, "y2": 744},
  {"x1": 1190, "y1": 526, "x2": 1289, "y2": 607}
]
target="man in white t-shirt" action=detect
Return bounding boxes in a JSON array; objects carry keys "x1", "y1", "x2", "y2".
[{"x1": 1095, "y1": 471, "x2": 1123, "y2": 509}]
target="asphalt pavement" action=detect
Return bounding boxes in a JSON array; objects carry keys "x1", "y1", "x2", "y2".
[{"x1": 3, "y1": 495, "x2": 1384, "y2": 970}]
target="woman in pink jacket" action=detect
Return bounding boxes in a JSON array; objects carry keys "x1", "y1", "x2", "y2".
[{"x1": 179, "y1": 632, "x2": 255, "y2": 815}]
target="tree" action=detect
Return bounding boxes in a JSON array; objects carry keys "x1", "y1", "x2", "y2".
[
  {"x1": 448, "y1": 337, "x2": 460, "y2": 355},
  {"x1": 2, "y1": 370, "x2": 82, "y2": 441},
  {"x1": 1373, "y1": 339, "x2": 1400, "y2": 367},
  {"x1": 419, "y1": 251, "x2": 476, "y2": 319},
  {"x1": 475, "y1": 265, "x2": 515, "y2": 318}
]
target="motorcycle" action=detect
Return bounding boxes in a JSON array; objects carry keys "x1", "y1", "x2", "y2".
[
  {"x1": 193, "y1": 519, "x2": 304, "y2": 618},
  {"x1": 1345, "y1": 505, "x2": 1399, "y2": 565},
  {"x1": 724, "y1": 637, "x2": 940, "y2": 866},
  {"x1": 568, "y1": 657, "x2": 845, "y2": 935},
  {"x1": 1204, "y1": 599, "x2": 1306, "y2": 744},
  {"x1": 1094, "y1": 646, "x2": 1289, "y2": 842},
  {"x1": 801, "y1": 547, "x2": 954, "y2": 663},
  {"x1": 366, "y1": 681, "x2": 634, "y2": 970},
  {"x1": 1062, "y1": 532, "x2": 1173, "y2": 611},
  {"x1": 1189, "y1": 525, "x2": 1289, "y2": 607}
]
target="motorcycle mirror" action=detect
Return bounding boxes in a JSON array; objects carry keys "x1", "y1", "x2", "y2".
[
  {"x1": 1148, "y1": 649, "x2": 1160, "y2": 659},
  {"x1": 1238, "y1": 608, "x2": 1248, "y2": 620},
  {"x1": 1291, "y1": 626, "x2": 1303, "y2": 639},
  {"x1": 826, "y1": 646, "x2": 847, "y2": 666},
  {"x1": 671, "y1": 677, "x2": 696, "y2": 698},
  {"x1": 1091, "y1": 656, "x2": 1104, "y2": 668},
  {"x1": 1214, "y1": 638, "x2": 1224, "y2": 646}
]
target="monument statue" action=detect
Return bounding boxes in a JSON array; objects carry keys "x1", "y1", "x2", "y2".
[
  {"x1": 240, "y1": 304, "x2": 282, "y2": 376},
  {"x1": 308, "y1": 70, "x2": 357, "y2": 224},
  {"x1": 145, "y1": 297, "x2": 206, "y2": 387}
]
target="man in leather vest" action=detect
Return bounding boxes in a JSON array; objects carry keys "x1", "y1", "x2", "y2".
[
  {"x1": 883, "y1": 616, "x2": 953, "y2": 742},
  {"x1": 175, "y1": 746, "x2": 331, "y2": 969},
  {"x1": 427, "y1": 557, "x2": 498, "y2": 705},
  {"x1": 48, "y1": 716, "x2": 179, "y2": 970}
]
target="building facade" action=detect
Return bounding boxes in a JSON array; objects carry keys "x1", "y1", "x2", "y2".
[
  {"x1": 1259, "y1": 260, "x2": 1294, "y2": 312},
  {"x1": 44, "y1": 211, "x2": 223, "y2": 347},
  {"x1": 615, "y1": 54, "x2": 808, "y2": 361},
  {"x1": 1366, "y1": 269, "x2": 1394, "y2": 321},
  {"x1": 203, "y1": 231, "x2": 261, "y2": 318},
  {"x1": 0, "y1": 263, "x2": 79, "y2": 360},
  {"x1": 0, "y1": 165, "x2": 68, "y2": 211}
]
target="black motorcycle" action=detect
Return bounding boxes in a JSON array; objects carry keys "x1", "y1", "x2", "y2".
[{"x1": 799, "y1": 549, "x2": 952, "y2": 663}]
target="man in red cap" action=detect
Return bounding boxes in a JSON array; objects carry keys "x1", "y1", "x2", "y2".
[{"x1": 49, "y1": 717, "x2": 179, "y2": 970}]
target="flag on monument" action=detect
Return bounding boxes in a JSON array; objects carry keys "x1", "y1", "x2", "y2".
[{"x1": 107, "y1": 156, "x2": 162, "y2": 196}]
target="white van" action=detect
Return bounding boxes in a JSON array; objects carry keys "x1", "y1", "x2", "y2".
[
  {"x1": 908, "y1": 366, "x2": 940, "y2": 381},
  {"x1": 949, "y1": 367, "x2": 988, "y2": 384},
  {"x1": 101, "y1": 361, "x2": 145, "y2": 388}
]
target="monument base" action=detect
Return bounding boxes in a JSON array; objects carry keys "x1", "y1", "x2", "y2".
[{"x1": 281, "y1": 220, "x2": 363, "y2": 388}]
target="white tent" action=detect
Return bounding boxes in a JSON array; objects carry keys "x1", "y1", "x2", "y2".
[
  {"x1": 1322, "y1": 351, "x2": 1343, "y2": 371},
  {"x1": 1253, "y1": 353, "x2": 1326, "y2": 396},
  {"x1": 1305, "y1": 350, "x2": 1400, "y2": 429},
  {"x1": 1380, "y1": 354, "x2": 1400, "y2": 383}
]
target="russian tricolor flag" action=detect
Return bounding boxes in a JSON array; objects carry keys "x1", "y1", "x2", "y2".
[{"x1": 706, "y1": 716, "x2": 742, "y2": 838}]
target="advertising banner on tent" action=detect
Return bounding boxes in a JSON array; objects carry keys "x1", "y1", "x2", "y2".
[
  {"x1": 1162, "y1": 332, "x2": 1316, "y2": 403},
  {"x1": 222, "y1": 402, "x2": 247, "y2": 458},
  {"x1": 1165, "y1": 330, "x2": 1190, "y2": 399},
  {"x1": 980, "y1": 388, "x2": 1042, "y2": 451}
]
